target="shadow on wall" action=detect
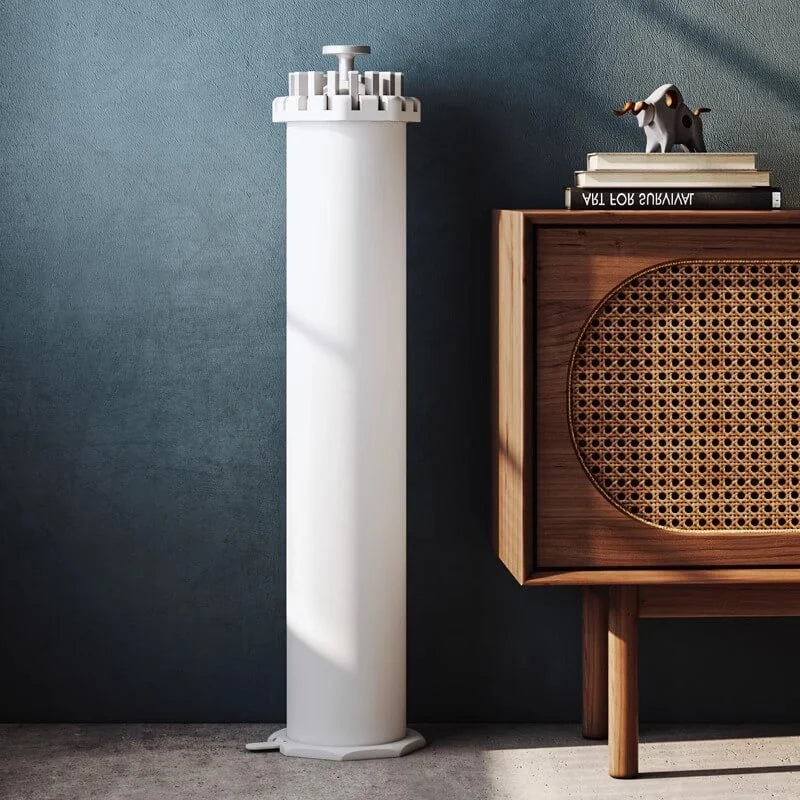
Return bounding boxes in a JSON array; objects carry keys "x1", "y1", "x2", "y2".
[{"x1": 627, "y1": 0, "x2": 800, "y2": 106}]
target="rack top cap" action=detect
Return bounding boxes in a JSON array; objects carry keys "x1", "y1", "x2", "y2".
[{"x1": 322, "y1": 45, "x2": 371, "y2": 55}]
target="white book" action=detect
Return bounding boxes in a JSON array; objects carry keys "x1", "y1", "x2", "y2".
[
  {"x1": 586, "y1": 152, "x2": 757, "y2": 172},
  {"x1": 575, "y1": 169, "x2": 771, "y2": 188}
]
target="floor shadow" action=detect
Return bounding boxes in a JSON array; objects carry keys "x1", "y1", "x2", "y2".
[
  {"x1": 640, "y1": 722, "x2": 800, "y2": 743},
  {"x1": 414, "y1": 722, "x2": 800, "y2": 750},
  {"x1": 644, "y1": 764, "x2": 800, "y2": 779}
]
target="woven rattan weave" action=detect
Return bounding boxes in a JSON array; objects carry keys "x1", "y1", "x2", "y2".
[{"x1": 569, "y1": 259, "x2": 800, "y2": 533}]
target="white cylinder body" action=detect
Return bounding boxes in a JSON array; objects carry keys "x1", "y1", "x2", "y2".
[{"x1": 285, "y1": 120, "x2": 407, "y2": 746}]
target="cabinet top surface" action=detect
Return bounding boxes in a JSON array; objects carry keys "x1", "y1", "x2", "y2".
[{"x1": 495, "y1": 209, "x2": 800, "y2": 226}]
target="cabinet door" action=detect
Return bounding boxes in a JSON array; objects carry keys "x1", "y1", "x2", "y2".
[{"x1": 536, "y1": 225, "x2": 800, "y2": 567}]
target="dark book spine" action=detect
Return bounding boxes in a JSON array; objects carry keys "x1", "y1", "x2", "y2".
[{"x1": 565, "y1": 187, "x2": 781, "y2": 211}]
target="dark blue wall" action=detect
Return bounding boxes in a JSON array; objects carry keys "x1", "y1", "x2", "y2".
[{"x1": 2, "y1": 0, "x2": 800, "y2": 722}]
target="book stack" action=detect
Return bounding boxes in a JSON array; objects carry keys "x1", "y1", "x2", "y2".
[{"x1": 565, "y1": 152, "x2": 780, "y2": 211}]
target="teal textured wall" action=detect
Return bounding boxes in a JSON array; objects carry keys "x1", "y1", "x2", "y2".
[{"x1": 2, "y1": 0, "x2": 800, "y2": 721}]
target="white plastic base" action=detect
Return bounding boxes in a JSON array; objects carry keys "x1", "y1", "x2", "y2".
[{"x1": 246, "y1": 728, "x2": 426, "y2": 761}]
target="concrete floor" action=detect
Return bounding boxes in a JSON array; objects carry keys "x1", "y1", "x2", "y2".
[{"x1": 2, "y1": 723, "x2": 800, "y2": 799}]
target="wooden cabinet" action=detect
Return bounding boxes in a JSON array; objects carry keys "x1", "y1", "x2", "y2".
[{"x1": 492, "y1": 210, "x2": 800, "y2": 777}]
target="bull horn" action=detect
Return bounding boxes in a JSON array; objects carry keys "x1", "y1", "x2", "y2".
[
  {"x1": 612, "y1": 100, "x2": 635, "y2": 116},
  {"x1": 692, "y1": 107, "x2": 711, "y2": 116},
  {"x1": 633, "y1": 100, "x2": 649, "y2": 113},
  {"x1": 664, "y1": 88, "x2": 680, "y2": 108}
]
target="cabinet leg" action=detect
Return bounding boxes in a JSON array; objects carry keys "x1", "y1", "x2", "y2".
[
  {"x1": 582, "y1": 587, "x2": 608, "y2": 739},
  {"x1": 608, "y1": 586, "x2": 638, "y2": 779}
]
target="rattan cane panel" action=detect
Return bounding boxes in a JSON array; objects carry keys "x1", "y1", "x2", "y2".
[{"x1": 569, "y1": 259, "x2": 800, "y2": 533}]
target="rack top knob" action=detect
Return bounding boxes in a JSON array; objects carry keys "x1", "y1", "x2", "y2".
[{"x1": 322, "y1": 45, "x2": 371, "y2": 78}]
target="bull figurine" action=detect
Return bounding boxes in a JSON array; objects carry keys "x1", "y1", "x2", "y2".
[{"x1": 613, "y1": 84, "x2": 710, "y2": 153}]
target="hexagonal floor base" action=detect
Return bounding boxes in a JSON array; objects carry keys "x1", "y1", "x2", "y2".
[{"x1": 246, "y1": 728, "x2": 426, "y2": 761}]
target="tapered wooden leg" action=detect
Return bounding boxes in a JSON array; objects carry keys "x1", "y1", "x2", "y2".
[
  {"x1": 608, "y1": 586, "x2": 638, "y2": 779},
  {"x1": 582, "y1": 587, "x2": 608, "y2": 739}
]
